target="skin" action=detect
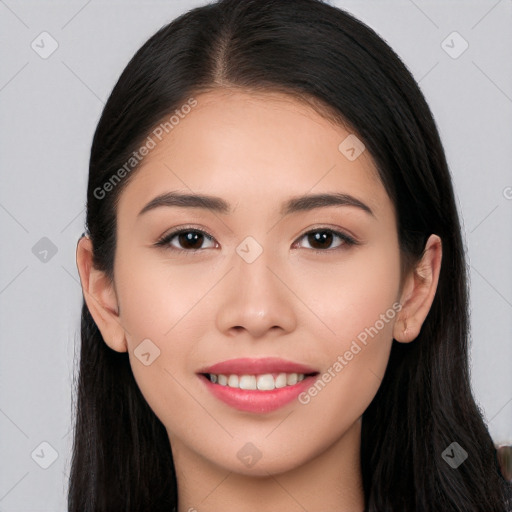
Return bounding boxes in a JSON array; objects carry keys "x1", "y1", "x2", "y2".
[{"x1": 76, "y1": 89, "x2": 442, "y2": 512}]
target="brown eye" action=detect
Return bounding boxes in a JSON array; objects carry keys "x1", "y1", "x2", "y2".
[
  {"x1": 155, "y1": 229, "x2": 216, "y2": 251},
  {"x1": 295, "y1": 228, "x2": 356, "y2": 251},
  {"x1": 176, "y1": 231, "x2": 206, "y2": 250}
]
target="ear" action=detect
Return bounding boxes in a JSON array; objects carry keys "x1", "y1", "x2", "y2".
[
  {"x1": 75, "y1": 234, "x2": 127, "y2": 352},
  {"x1": 393, "y1": 234, "x2": 442, "y2": 343}
]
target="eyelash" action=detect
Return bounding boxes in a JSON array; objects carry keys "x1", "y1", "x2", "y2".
[{"x1": 154, "y1": 225, "x2": 358, "y2": 254}]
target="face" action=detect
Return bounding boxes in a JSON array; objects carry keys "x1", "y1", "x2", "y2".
[{"x1": 101, "y1": 89, "x2": 405, "y2": 475}]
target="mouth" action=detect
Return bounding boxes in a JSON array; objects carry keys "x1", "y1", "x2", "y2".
[{"x1": 196, "y1": 358, "x2": 320, "y2": 413}]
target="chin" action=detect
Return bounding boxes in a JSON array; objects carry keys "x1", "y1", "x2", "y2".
[{"x1": 212, "y1": 445, "x2": 312, "y2": 477}]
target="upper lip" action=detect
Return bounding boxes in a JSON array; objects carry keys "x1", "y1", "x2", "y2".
[{"x1": 198, "y1": 357, "x2": 318, "y2": 376}]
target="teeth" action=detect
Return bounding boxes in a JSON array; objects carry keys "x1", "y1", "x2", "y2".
[
  {"x1": 228, "y1": 374, "x2": 239, "y2": 387},
  {"x1": 240, "y1": 375, "x2": 257, "y2": 389},
  {"x1": 287, "y1": 373, "x2": 298, "y2": 385},
  {"x1": 208, "y1": 372, "x2": 307, "y2": 390},
  {"x1": 275, "y1": 373, "x2": 287, "y2": 388},
  {"x1": 257, "y1": 374, "x2": 275, "y2": 390}
]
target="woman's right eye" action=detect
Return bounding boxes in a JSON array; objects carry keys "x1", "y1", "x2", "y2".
[{"x1": 154, "y1": 228, "x2": 217, "y2": 252}]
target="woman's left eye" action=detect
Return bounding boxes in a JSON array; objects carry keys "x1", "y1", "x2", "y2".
[
  {"x1": 154, "y1": 227, "x2": 357, "y2": 253},
  {"x1": 294, "y1": 228, "x2": 357, "y2": 251}
]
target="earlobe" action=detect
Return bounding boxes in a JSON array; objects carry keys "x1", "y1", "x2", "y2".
[
  {"x1": 393, "y1": 234, "x2": 442, "y2": 343},
  {"x1": 75, "y1": 235, "x2": 128, "y2": 353}
]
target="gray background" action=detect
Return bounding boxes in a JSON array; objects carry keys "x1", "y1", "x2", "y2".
[{"x1": 1, "y1": 0, "x2": 511, "y2": 510}]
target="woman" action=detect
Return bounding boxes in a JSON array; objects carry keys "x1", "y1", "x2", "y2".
[{"x1": 71, "y1": 0, "x2": 512, "y2": 510}]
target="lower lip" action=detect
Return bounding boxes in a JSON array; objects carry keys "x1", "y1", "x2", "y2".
[{"x1": 198, "y1": 374, "x2": 317, "y2": 413}]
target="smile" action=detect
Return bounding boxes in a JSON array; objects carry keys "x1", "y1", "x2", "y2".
[{"x1": 197, "y1": 357, "x2": 319, "y2": 413}]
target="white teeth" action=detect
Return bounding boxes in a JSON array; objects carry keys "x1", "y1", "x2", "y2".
[
  {"x1": 256, "y1": 374, "x2": 275, "y2": 390},
  {"x1": 208, "y1": 372, "x2": 307, "y2": 390},
  {"x1": 287, "y1": 373, "x2": 298, "y2": 385},
  {"x1": 228, "y1": 374, "x2": 239, "y2": 387},
  {"x1": 239, "y1": 375, "x2": 257, "y2": 390},
  {"x1": 275, "y1": 373, "x2": 287, "y2": 388}
]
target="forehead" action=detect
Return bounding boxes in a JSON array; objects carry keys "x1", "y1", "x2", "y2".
[{"x1": 117, "y1": 88, "x2": 389, "y2": 220}]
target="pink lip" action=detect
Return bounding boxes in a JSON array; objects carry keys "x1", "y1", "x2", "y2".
[
  {"x1": 197, "y1": 357, "x2": 319, "y2": 414},
  {"x1": 198, "y1": 357, "x2": 318, "y2": 376}
]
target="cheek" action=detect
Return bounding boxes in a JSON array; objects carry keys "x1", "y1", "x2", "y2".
[
  {"x1": 115, "y1": 249, "x2": 214, "y2": 344},
  {"x1": 297, "y1": 241, "x2": 401, "y2": 345}
]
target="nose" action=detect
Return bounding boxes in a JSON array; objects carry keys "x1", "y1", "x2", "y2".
[{"x1": 215, "y1": 244, "x2": 297, "y2": 340}]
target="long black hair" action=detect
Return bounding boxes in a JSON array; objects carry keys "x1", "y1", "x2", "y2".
[{"x1": 69, "y1": 0, "x2": 512, "y2": 510}]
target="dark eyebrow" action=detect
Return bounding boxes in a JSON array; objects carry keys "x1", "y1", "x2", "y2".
[
  {"x1": 281, "y1": 192, "x2": 374, "y2": 217},
  {"x1": 137, "y1": 191, "x2": 374, "y2": 217},
  {"x1": 138, "y1": 192, "x2": 231, "y2": 216}
]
